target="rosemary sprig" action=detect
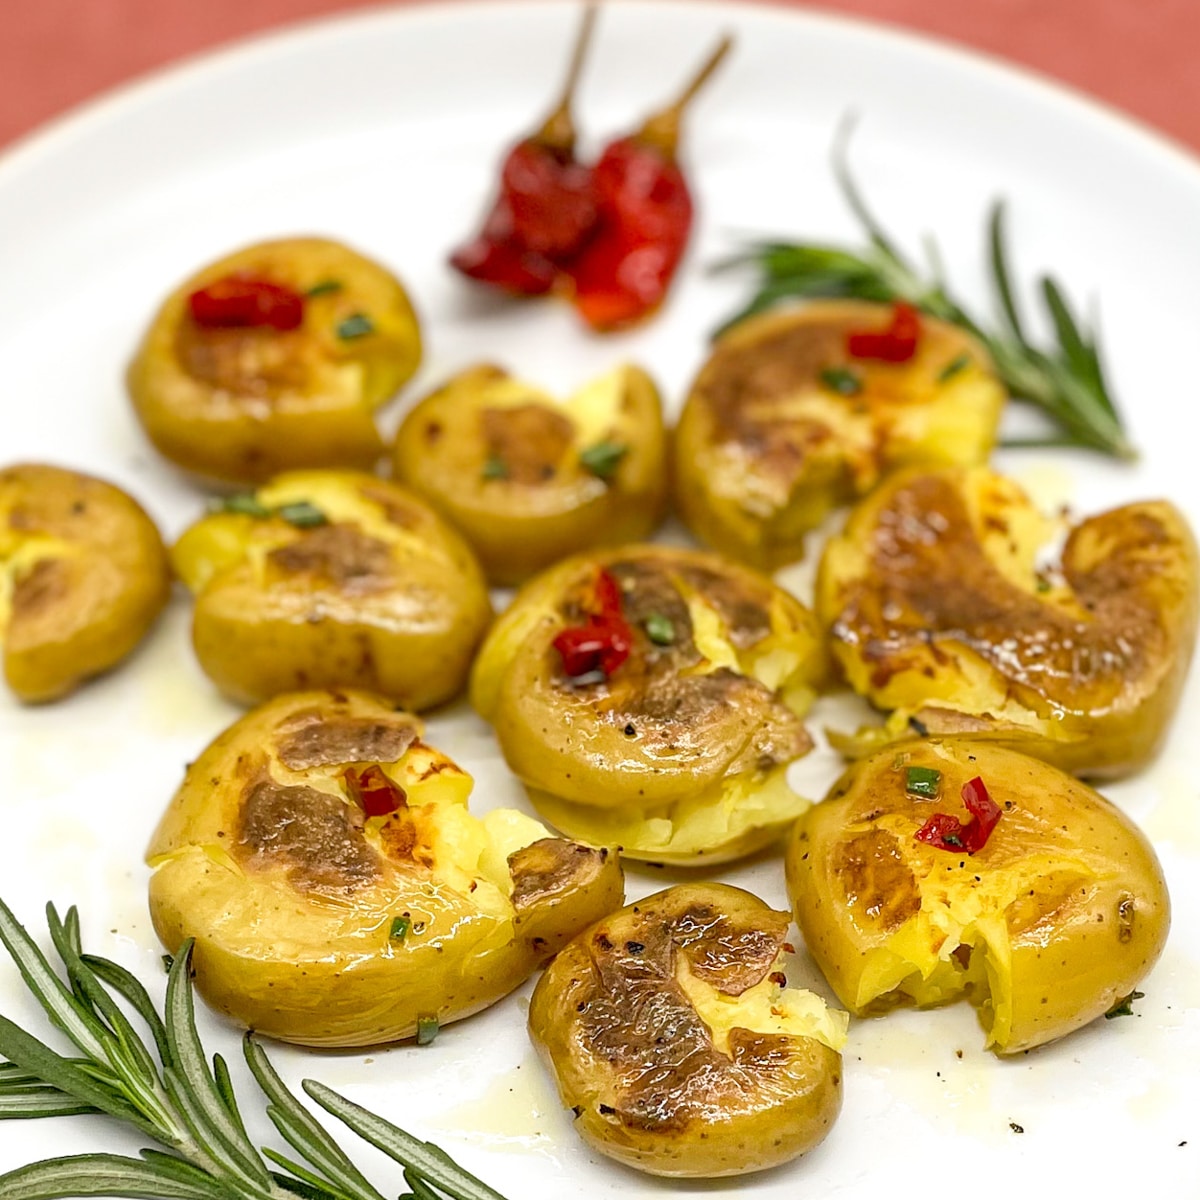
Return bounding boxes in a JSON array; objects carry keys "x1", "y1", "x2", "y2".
[
  {"x1": 712, "y1": 122, "x2": 1136, "y2": 460},
  {"x1": 0, "y1": 896, "x2": 508, "y2": 1200}
]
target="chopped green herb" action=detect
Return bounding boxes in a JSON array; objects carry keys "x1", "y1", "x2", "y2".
[
  {"x1": 819, "y1": 366, "x2": 862, "y2": 396},
  {"x1": 579, "y1": 439, "x2": 628, "y2": 479},
  {"x1": 215, "y1": 492, "x2": 271, "y2": 518},
  {"x1": 644, "y1": 613, "x2": 675, "y2": 645},
  {"x1": 389, "y1": 916, "x2": 411, "y2": 941},
  {"x1": 336, "y1": 312, "x2": 375, "y2": 340},
  {"x1": 305, "y1": 279, "x2": 343, "y2": 297},
  {"x1": 275, "y1": 501, "x2": 329, "y2": 529},
  {"x1": 482, "y1": 455, "x2": 509, "y2": 481},
  {"x1": 161, "y1": 953, "x2": 174, "y2": 974},
  {"x1": 938, "y1": 353, "x2": 971, "y2": 383},
  {"x1": 416, "y1": 1013, "x2": 440, "y2": 1045},
  {"x1": 905, "y1": 766, "x2": 942, "y2": 798},
  {"x1": 1035, "y1": 576, "x2": 1052, "y2": 593},
  {"x1": 1104, "y1": 989, "x2": 1145, "y2": 1019}
]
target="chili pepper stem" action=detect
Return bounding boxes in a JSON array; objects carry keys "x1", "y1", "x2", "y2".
[
  {"x1": 535, "y1": 4, "x2": 598, "y2": 154},
  {"x1": 636, "y1": 33, "x2": 734, "y2": 159}
]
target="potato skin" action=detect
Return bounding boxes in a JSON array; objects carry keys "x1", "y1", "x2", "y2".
[
  {"x1": 393, "y1": 363, "x2": 668, "y2": 585},
  {"x1": 128, "y1": 237, "x2": 421, "y2": 483},
  {"x1": 529, "y1": 882, "x2": 845, "y2": 1178},
  {"x1": 817, "y1": 466, "x2": 1200, "y2": 778},
  {"x1": 146, "y1": 690, "x2": 624, "y2": 1047},
  {"x1": 470, "y1": 544, "x2": 828, "y2": 862},
  {"x1": 0, "y1": 463, "x2": 170, "y2": 702},
  {"x1": 674, "y1": 300, "x2": 1004, "y2": 569},
  {"x1": 171, "y1": 471, "x2": 491, "y2": 709},
  {"x1": 786, "y1": 738, "x2": 1170, "y2": 1054}
]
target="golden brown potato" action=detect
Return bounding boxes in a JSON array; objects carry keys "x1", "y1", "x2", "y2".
[
  {"x1": 817, "y1": 466, "x2": 1200, "y2": 778},
  {"x1": 171, "y1": 471, "x2": 491, "y2": 709},
  {"x1": 0, "y1": 463, "x2": 170, "y2": 702},
  {"x1": 127, "y1": 237, "x2": 421, "y2": 483},
  {"x1": 470, "y1": 545, "x2": 828, "y2": 864},
  {"x1": 392, "y1": 363, "x2": 668, "y2": 585},
  {"x1": 674, "y1": 300, "x2": 1005, "y2": 568},
  {"x1": 786, "y1": 739, "x2": 1170, "y2": 1054},
  {"x1": 528, "y1": 882, "x2": 846, "y2": 1178},
  {"x1": 146, "y1": 690, "x2": 624, "y2": 1047}
]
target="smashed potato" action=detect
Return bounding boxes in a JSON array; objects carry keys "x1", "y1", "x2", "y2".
[
  {"x1": 786, "y1": 739, "x2": 1169, "y2": 1054},
  {"x1": 393, "y1": 363, "x2": 668, "y2": 584},
  {"x1": 146, "y1": 690, "x2": 624, "y2": 1047},
  {"x1": 470, "y1": 545, "x2": 828, "y2": 864},
  {"x1": 529, "y1": 882, "x2": 846, "y2": 1177},
  {"x1": 817, "y1": 466, "x2": 1200, "y2": 778},
  {"x1": 0, "y1": 463, "x2": 169, "y2": 702},
  {"x1": 128, "y1": 237, "x2": 421, "y2": 482},
  {"x1": 171, "y1": 470, "x2": 491, "y2": 709},
  {"x1": 674, "y1": 300, "x2": 1004, "y2": 568}
]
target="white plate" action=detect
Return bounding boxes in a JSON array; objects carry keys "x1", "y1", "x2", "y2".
[{"x1": 1, "y1": 1, "x2": 1198, "y2": 1196}]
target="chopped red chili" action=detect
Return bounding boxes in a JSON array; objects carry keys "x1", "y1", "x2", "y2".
[
  {"x1": 846, "y1": 301, "x2": 922, "y2": 363},
  {"x1": 343, "y1": 764, "x2": 407, "y2": 818},
  {"x1": 188, "y1": 276, "x2": 305, "y2": 331},
  {"x1": 552, "y1": 568, "x2": 632, "y2": 680},
  {"x1": 914, "y1": 775, "x2": 1002, "y2": 854}
]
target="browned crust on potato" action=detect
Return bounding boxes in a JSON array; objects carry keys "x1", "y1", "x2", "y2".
[
  {"x1": 508, "y1": 839, "x2": 611, "y2": 910},
  {"x1": 832, "y1": 473, "x2": 1168, "y2": 708},
  {"x1": 575, "y1": 895, "x2": 790, "y2": 1133},
  {"x1": 274, "y1": 706, "x2": 420, "y2": 770},
  {"x1": 267, "y1": 523, "x2": 393, "y2": 590},
  {"x1": 236, "y1": 778, "x2": 380, "y2": 889},
  {"x1": 482, "y1": 404, "x2": 575, "y2": 485}
]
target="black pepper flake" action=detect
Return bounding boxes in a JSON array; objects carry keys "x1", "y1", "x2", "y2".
[
  {"x1": 1010, "y1": 1122, "x2": 1024, "y2": 1134},
  {"x1": 625, "y1": 941, "x2": 645, "y2": 955}
]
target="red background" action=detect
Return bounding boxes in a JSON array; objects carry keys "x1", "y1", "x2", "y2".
[{"x1": 2, "y1": 0, "x2": 1198, "y2": 157}]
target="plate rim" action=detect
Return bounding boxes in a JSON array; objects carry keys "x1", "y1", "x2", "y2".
[{"x1": 2, "y1": 0, "x2": 1200, "y2": 195}]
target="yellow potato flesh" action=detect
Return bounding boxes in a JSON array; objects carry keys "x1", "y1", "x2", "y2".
[
  {"x1": 393, "y1": 363, "x2": 668, "y2": 584},
  {"x1": 147, "y1": 690, "x2": 623, "y2": 1047},
  {"x1": 817, "y1": 465, "x2": 1200, "y2": 778},
  {"x1": 171, "y1": 470, "x2": 492, "y2": 709},
  {"x1": 0, "y1": 463, "x2": 169, "y2": 702},
  {"x1": 127, "y1": 237, "x2": 421, "y2": 482},
  {"x1": 528, "y1": 882, "x2": 845, "y2": 1178},
  {"x1": 470, "y1": 545, "x2": 826, "y2": 863},
  {"x1": 528, "y1": 764, "x2": 805, "y2": 866},
  {"x1": 674, "y1": 300, "x2": 1005, "y2": 569},
  {"x1": 786, "y1": 738, "x2": 1170, "y2": 1053}
]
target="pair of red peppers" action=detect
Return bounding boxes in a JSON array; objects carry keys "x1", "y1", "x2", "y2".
[{"x1": 450, "y1": 9, "x2": 732, "y2": 331}]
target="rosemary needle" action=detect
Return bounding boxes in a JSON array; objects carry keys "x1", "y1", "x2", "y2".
[
  {"x1": 712, "y1": 119, "x2": 1136, "y2": 461},
  {"x1": 0, "y1": 896, "x2": 509, "y2": 1200}
]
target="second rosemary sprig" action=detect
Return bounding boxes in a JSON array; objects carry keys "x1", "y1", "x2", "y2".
[{"x1": 713, "y1": 126, "x2": 1136, "y2": 461}]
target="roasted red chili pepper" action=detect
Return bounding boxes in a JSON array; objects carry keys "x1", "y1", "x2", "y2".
[
  {"x1": 565, "y1": 34, "x2": 732, "y2": 331},
  {"x1": 915, "y1": 775, "x2": 1002, "y2": 854},
  {"x1": 846, "y1": 301, "x2": 922, "y2": 362},
  {"x1": 343, "y1": 764, "x2": 408, "y2": 818},
  {"x1": 188, "y1": 276, "x2": 305, "y2": 331},
  {"x1": 552, "y1": 568, "x2": 632, "y2": 679},
  {"x1": 449, "y1": 7, "x2": 598, "y2": 295}
]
